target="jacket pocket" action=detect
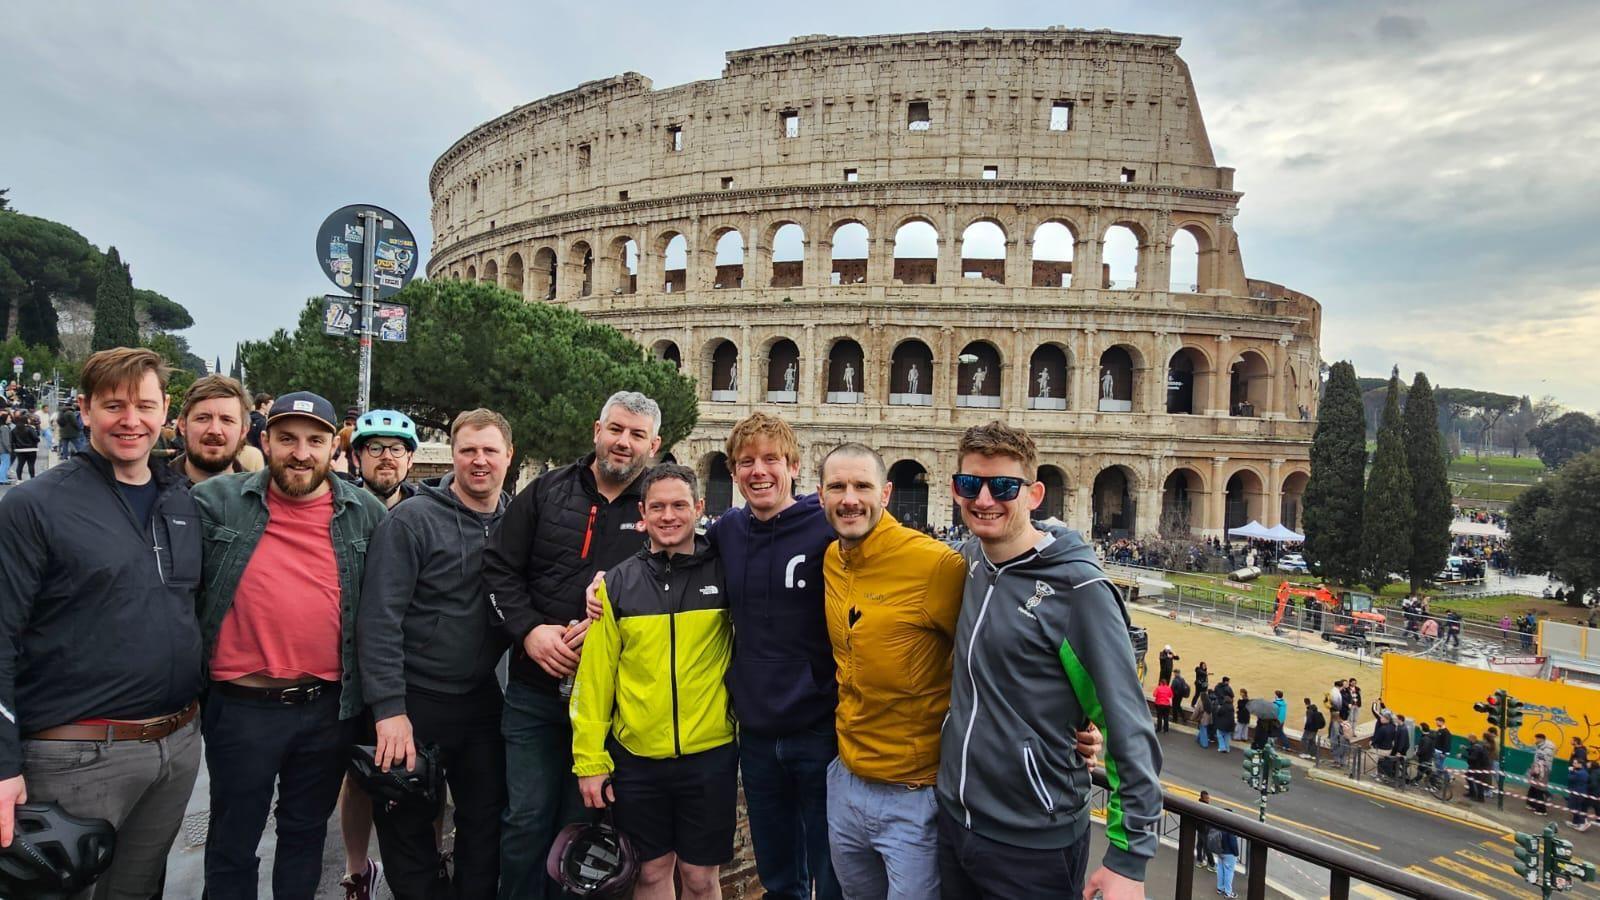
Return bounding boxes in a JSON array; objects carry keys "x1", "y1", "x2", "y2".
[
  {"x1": 1022, "y1": 740, "x2": 1056, "y2": 814},
  {"x1": 202, "y1": 525, "x2": 239, "y2": 594},
  {"x1": 162, "y1": 513, "x2": 202, "y2": 587}
]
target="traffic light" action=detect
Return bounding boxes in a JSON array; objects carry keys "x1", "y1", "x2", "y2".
[
  {"x1": 1474, "y1": 694, "x2": 1500, "y2": 730},
  {"x1": 1242, "y1": 748, "x2": 1263, "y2": 787},
  {"x1": 1505, "y1": 695, "x2": 1525, "y2": 731},
  {"x1": 1268, "y1": 747, "x2": 1293, "y2": 792},
  {"x1": 1514, "y1": 831, "x2": 1540, "y2": 883}
]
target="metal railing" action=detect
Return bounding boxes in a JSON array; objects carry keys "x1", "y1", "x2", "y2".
[{"x1": 1091, "y1": 769, "x2": 1477, "y2": 899}]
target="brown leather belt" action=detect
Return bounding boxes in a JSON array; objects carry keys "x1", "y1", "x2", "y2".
[{"x1": 26, "y1": 701, "x2": 198, "y2": 743}]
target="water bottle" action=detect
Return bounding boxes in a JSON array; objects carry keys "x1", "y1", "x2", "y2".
[{"x1": 559, "y1": 619, "x2": 579, "y2": 698}]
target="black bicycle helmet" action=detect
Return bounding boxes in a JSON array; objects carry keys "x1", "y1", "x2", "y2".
[
  {"x1": 346, "y1": 743, "x2": 444, "y2": 809},
  {"x1": 545, "y1": 808, "x2": 638, "y2": 898},
  {"x1": 0, "y1": 802, "x2": 116, "y2": 897}
]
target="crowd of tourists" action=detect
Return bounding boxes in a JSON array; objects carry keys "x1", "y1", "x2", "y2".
[{"x1": 0, "y1": 346, "x2": 1165, "y2": 900}]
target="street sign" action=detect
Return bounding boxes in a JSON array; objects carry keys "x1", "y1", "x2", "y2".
[
  {"x1": 314, "y1": 205, "x2": 418, "y2": 299},
  {"x1": 11, "y1": 356, "x2": 22, "y2": 375},
  {"x1": 374, "y1": 302, "x2": 408, "y2": 343},
  {"x1": 322, "y1": 295, "x2": 358, "y2": 337}
]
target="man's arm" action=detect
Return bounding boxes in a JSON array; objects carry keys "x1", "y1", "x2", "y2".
[
  {"x1": 483, "y1": 477, "x2": 550, "y2": 642},
  {"x1": 921, "y1": 547, "x2": 968, "y2": 638},
  {"x1": 357, "y1": 514, "x2": 422, "y2": 721},
  {"x1": 0, "y1": 491, "x2": 48, "y2": 845},
  {"x1": 570, "y1": 578, "x2": 621, "y2": 778}
]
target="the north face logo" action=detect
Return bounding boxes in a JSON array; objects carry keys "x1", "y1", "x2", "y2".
[{"x1": 699, "y1": 585, "x2": 719, "y2": 596}]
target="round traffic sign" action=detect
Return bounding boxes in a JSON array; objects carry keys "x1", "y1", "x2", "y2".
[{"x1": 315, "y1": 205, "x2": 418, "y2": 299}]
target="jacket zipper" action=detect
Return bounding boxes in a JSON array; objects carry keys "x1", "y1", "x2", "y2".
[
  {"x1": 1023, "y1": 744, "x2": 1056, "y2": 813},
  {"x1": 580, "y1": 504, "x2": 597, "y2": 559},
  {"x1": 667, "y1": 560, "x2": 682, "y2": 756}
]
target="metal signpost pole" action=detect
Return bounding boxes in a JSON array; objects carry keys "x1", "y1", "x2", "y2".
[{"x1": 357, "y1": 209, "x2": 379, "y2": 413}]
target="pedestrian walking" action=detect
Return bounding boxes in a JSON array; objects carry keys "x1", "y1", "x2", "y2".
[
  {"x1": 0, "y1": 412, "x2": 13, "y2": 484},
  {"x1": 1301, "y1": 699, "x2": 1325, "y2": 761},
  {"x1": 1273, "y1": 691, "x2": 1291, "y2": 750},
  {"x1": 1213, "y1": 826, "x2": 1240, "y2": 898},
  {"x1": 1568, "y1": 758, "x2": 1591, "y2": 831},
  {"x1": 1212, "y1": 690, "x2": 1236, "y2": 753},
  {"x1": 1194, "y1": 791, "x2": 1215, "y2": 872},
  {"x1": 10, "y1": 412, "x2": 39, "y2": 481},
  {"x1": 1191, "y1": 662, "x2": 1209, "y2": 713},
  {"x1": 1170, "y1": 673, "x2": 1191, "y2": 724}
]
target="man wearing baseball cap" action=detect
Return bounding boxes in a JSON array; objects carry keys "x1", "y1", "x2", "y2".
[{"x1": 192, "y1": 391, "x2": 388, "y2": 899}]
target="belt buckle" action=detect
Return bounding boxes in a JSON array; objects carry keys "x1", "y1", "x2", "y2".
[
  {"x1": 138, "y1": 715, "x2": 175, "y2": 742},
  {"x1": 280, "y1": 684, "x2": 321, "y2": 704}
]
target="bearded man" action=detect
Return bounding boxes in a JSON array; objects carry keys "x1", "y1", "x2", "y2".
[{"x1": 171, "y1": 375, "x2": 251, "y2": 487}]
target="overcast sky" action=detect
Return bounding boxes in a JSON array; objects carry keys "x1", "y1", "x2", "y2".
[{"x1": 4, "y1": 1, "x2": 1597, "y2": 409}]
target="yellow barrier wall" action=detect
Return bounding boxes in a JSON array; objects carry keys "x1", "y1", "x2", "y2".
[{"x1": 1381, "y1": 655, "x2": 1600, "y2": 753}]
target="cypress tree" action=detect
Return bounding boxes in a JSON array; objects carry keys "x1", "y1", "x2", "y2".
[
  {"x1": 1404, "y1": 372, "x2": 1452, "y2": 591},
  {"x1": 1304, "y1": 361, "x2": 1367, "y2": 585},
  {"x1": 1361, "y1": 368, "x2": 1415, "y2": 590},
  {"x1": 91, "y1": 246, "x2": 140, "y2": 351}
]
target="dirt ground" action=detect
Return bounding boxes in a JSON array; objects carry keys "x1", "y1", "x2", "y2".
[{"x1": 1131, "y1": 605, "x2": 1380, "y2": 721}]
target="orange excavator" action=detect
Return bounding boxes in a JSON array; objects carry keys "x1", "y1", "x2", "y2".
[{"x1": 1271, "y1": 582, "x2": 1403, "y2": 653}]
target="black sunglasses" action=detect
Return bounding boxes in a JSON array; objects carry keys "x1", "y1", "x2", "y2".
[{"x1": 951, "y1": 473, "x2": 1034, "y2": 502}]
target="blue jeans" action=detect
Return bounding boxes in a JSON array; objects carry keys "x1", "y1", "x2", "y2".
[
  {"x1": 825, "y1": 758, "x2": 939, "y2": 899},
  {"x1": 499, "y1": 680, "x2": 584, "y2": 900},
  {"x1": 0, "y1": 452, "x2": 10, "y2": 481},
  {"x1": 1196, "y1": 725, "x2": 1210, "y2": 748},
  {"x1": 1216, "y1": 730, "x2": 1231, "y2": 752},
  {"x1": 1217, "y1": 852, "x2": 1238, "y2": 894},
  {"x1": 740, "y1": 722, "x2": 843, "y2": 900}
]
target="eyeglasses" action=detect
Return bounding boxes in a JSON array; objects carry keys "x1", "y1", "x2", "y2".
[
  {"x1": 362, "y1": 443, "x2": 411, "y2": 459},
  {"x1": 951, "y1": 473, "x2": 1034, "y2": 502}
]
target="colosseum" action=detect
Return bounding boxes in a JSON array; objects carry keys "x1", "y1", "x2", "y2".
[{"x1": 427, "y1": 27, "x2": 1322, "y2": 538}]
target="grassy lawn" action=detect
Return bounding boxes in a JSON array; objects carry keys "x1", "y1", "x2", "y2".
[
  {"x1": 1447, "y1": 455, "x2": 1546, "y2": 482},
  {"x1": 1162, "y1": 570, "x2": 1413, "y2": 605},
  {"x1": 1428, "y1": 594, "x2": 1593, "y2": 626},
  {"x1": 1449, "y1": 480, "x2": 1529, "y2": 502}
]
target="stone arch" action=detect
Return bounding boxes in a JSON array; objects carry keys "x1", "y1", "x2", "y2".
[
  {"x1": 892, "y1": 218, "x2": 939, "y2": 285},
  {"x1": 1169, "y1": 222, "x2": 1217, "y2": 293},
  {"x1": 466, "y1": 264, "x2": 477, "y2": 281},
  {"x1": 1281, "y1": 469, "x2": 1310, "y2": 531},
  {"x1": 483, "y1": 258, "x2": 499, "y2": 285},
  {"x1": 769, "y1": 221, "x2": 805, "y2": 287},
  {"x1": 1096, "y1": 344, "x2": 1142, "y2": 412},
  {"x1": 825, "y1": 337, "x2": 865, "y2": 404},
  {"x1": 1034, "y1": 464, "x2": 1069, "y2": 522},
  {"x1": 1031, "y1": 220, "x2": 1078, "y2": 288},
  {"x1": 1091, "y1": 464, "x2": 1141, "y2": 539},
  {"x1": 887, "y1": 459, "x2": 930, "y2": 528},
  {"x1": 1029, "y1": 343, "x2": 1071, "y2": 410},
  {"x1": 1166, "y1": 345, "x2": 1214, "y2": 415},
  {"x1": 704, "y1": 338, "x2": 740, "y2": 402},
  {"x1": 607, "y1": 236, "x2": 639, "y2": 295},
  {"x1": 762, "y1": 336, "x2": 800, "y2": 404},
  {"x1": 651, "y1": 339, "x2": 681, "y2": 370},
  {"x1": 1229, "y1": 349, "x2": 1271, "y2": 417},
  {"x1": 570, "y1": 240, "x2": 594, "y2": 297},
  {"x1": 1160, "y1": 466, "x2": 1207, "y2": 537},
  {"x1": 956, "y1": 340, "x2": 1002, "y2": 408},
  {"x1": 712, "y1": 227, "x2": 745, "y2": 289},
  {"x1": 1101, "y1": 222, "x2": 1146, "y2": 290},
  {"x1": 889, "y1": 339, "x2": 934, "y2": 405},
  {"x1": 829, "y1": 220, "x2": 869, "y2": 285},
  {"x1": 531, "y1": 246, "x2": 558, "y2": 300},
  {"x1": 1286, "y1": 365, "x2": 1304, "y2": 418},
  {"x1": 959, "y1": 219, "x2": 1007, "y2": 284},
  {"x1": 702, "y1": 451, "x2": 734, "y2": 515},
  {"x1": 504, "y1": 252, "x2": 524, "y2": 295},
  {"x1": 1224, "y1": 465, "x2": 1268, "y2": 529},
  {"x1": 656, "y1": 231, "x2": 688, "y2": 293}
]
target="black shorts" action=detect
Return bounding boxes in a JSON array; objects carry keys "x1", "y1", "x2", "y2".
[{"x1": 609, "y1": 739, "x2": 737, "y2": 866}]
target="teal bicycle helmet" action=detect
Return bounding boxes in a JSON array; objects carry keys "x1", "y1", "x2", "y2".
[{"x1": 353, "y1": 409, "x2": 419, "y2": 451}]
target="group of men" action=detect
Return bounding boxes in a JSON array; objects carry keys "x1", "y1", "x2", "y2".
[{"x1": 0, "y1": 345, "x2": 1162, "y2": 900}]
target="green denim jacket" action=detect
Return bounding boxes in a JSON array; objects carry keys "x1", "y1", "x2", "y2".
[{"x1": 192, "y1": 470, "x2": 388, "y2": 720}]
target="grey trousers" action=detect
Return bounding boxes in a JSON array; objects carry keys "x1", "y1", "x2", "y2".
[{"x1": 20, "y1": 716, "x2": 201, "y2": 900}]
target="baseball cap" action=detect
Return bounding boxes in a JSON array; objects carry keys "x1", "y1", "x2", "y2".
[{"x1": 267, "y1": 391, "x2": 338, "y2": 433}]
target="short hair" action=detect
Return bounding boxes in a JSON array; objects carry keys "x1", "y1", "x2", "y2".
[
  {"x1": 725, "y1": 412, "x2": 799, "y2": 473},
  {"x1": 956, "y1": 420, "x2": 1038, "y2": 475},
  {"x1": 181, "y1": 374, "x2": 249, "y2": 422},
  {"x1": 452, "y1": 408, "x2": 513, "y2": 447},
  {"x1": 252, "y1": 392, "x2": 274, "y2": 407},
  {"x1": 639, "y1": 463, "x2": 698, "y2": 502},
  {"x1": 79, "y1": 347, "x2": 169, "y2": 404},
  {"x1": 817, "y1": 442, "x2": 886, "y2": 484},
  {"x1": 598, "y1": 391, "x2": 661, "y2": 434}
]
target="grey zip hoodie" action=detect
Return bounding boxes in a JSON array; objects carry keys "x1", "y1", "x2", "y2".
[
  {"x1": 358, "y1": 474, "x2": 509, "y2": 720},
  {"x1": 937, "y1": 524, "x2": 1163, "y2": 882}
]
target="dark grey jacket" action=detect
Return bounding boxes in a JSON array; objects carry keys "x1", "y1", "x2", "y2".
[
  {"x1": 937, "y1": 525, "x2": 1163, "y2": 882},
  {"x1": 359, "y1": 475, "x2": 509, "y2": 720}
]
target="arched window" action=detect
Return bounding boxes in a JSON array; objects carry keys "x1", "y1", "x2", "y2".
[
  {"x1": 1161, "y1": 469, "x2": 1204, "y2": 537},
  {"x1": 708, "y1": 341, "x2": 739, "y2": 402},
  {"x1": 826, "y1": 339, "x2": 865, "y2": 404},
  {"x1": 956, "y1": 341, "x2": 1001, "y2": 408},
  {"x1": 1034, "y1": 466, "x2": 1067, "y2": 521},
  {"x1": 1031, "y1": 222, "x2": 1076, "y2": 288},
  {"x1": 1166, "y1": 348, "x2": 1211, "y2": 415},
  {"x1": 466, "y1": 265, "x2": 477, "y2": 281},
  {"x1": 765, "y1": 339, "x2": 800, "y2": 403},
  {"x1": 887, "y1": 460, "x2": 929, "y2": 527},
  {"x1": 571, "y1": 241, "x2": 594, "y2": 297},
  {"x1": 504, "y1": 253, "x2": 525, "y2": 295},
  {"x1": 892, "y1": 220, "x2": 938, "y2": 285},
  {"x1": 1029, "y1": 345, "x2": 1070, "y2": 410},
  {"x1": 1230, "y1": 352, "x2": 1270, "y2": 417},
  {"x1": 483, "y1": 259, "x2": 499, "y2": 286},
  {"x1": 660, "y1": 233, "x2": 687, "y2": 293},
  {"x1": 1169, "y1": 229, "x2": 1200, "y2": 293},
  {"x1": 1102, "y1": 225, "x2": 1139, "y2": 290},
  {"x1": 771, "y1": 223, "x2": 805, "y2": 287},
  {"x1": 1225, "y1": 470, "x2": 1266, "y2": 529},
  {"x1": 532, "y1": 247, "x2": 557, "y2": 300},
  {"x1": 651, "y1": 340, "x2": 681, "y2": 370},
  {"x1": 1097, "y1": 346, "x2": 1137, "y2": 412},
  {"x1": 960, "y1": 221, "x2": 1006, "y2": 284},
  {"x1": 830, "y1": 222, "x2": 868, "y2": 285},
  {"x1": 889, "y1": 340, "x2": 934, "y2": 406},
  {"x1": 609, "y1": 237, "x2": 638, "y2": 295},
  {"x1": 714, "y1": 230, "x2": 744, "y2": 289},
  {"x1": 1092, "y1": 466, "x2": 1137, "y2": 539},
  {"x1": 1281, "y1": 471, "x2": 1310, "y2": 531}
]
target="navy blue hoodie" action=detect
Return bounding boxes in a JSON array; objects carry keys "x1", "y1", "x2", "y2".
[{"x1": 710, "y1": 493, "x2": 837, "y2": 736}]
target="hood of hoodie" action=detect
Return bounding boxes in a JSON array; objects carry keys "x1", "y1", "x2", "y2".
[{"x1": 965, "y1": 522, "x2": 1100, "y2": 575}]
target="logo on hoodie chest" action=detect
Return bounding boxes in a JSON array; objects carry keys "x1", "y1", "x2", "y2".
[{"x1": 1019, "y1": 580, "x2": 1054, "y2": 620}]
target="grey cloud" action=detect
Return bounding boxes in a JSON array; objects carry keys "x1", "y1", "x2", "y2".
[{"x1": 1375, "y1": 14, "x2": 1427, "y2": 43}]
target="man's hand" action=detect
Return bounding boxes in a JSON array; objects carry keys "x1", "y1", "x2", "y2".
[
  {"x1": 585, "y1": 570, "x2": 606, "y2": 620},
  {"x1": 1075, "y1": 723, "x2": 1103, "y2": 763},
  {"x1": 1083, "y1": 865, "x2": 1142, "y2": 899},
  {"x1": 578, "y1": 774, "x2": 614, "y2": 809},
  {"x1": 0, "y1": 775, "x2": 25, "y2": 848},
  {"x1": 374, "y1": 714, "x2": 416, "y2": 773},
  {"x1": 563, "y1": 617, "x2": 592, "y2": 651},
  {"x1": 524, "y1": 623, "x2": 581, "y2": 678}
]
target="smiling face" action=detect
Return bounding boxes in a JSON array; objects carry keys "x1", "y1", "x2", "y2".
[
  {"x1": 85, "y1": 370, "x2": 168, "y2": 469},
  {"x1": 820, "y1": 450, "x2": 889, "y2": 549},
  {"x1": 732, "y1": 434, "x2": 799, "y2": 519},
  {"x1": 953, "y1": 451, "x2": 1044, "y2": 554},
  {"x1": 178, "y1": 396, "x2": 246, "y2": 474},
  {"x1": 358, "y1": 438, "x2": 414, "y2": 497},
  {"x1": 452, "y1": 424, "x2": 511, "y2": 506},
  {"x1": 265, "y1": 417, "x2": 335, "y2": 498},
  {"x1": 592, "y1": 406, "x2": 660, "y2": 485},
  {"x1": 641, "y1": 475, "x2": 702, "y2": 555}
]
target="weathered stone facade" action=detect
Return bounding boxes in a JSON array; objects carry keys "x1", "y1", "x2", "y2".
[{"x1": 428, "y1": 28, "x2": 1321, "y2": 538}]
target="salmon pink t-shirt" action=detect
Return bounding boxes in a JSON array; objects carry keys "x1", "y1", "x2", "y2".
[{"x1": 210, "y1": 489, "x2": 342, "y2": 682}]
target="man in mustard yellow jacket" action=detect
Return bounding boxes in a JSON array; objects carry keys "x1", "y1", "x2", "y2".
[{"x1": 570, "y1": 464, "x2": 734, "y2": 900}]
